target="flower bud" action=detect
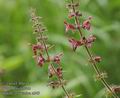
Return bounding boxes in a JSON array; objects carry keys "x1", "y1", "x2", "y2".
[
  {"x1": 94, "y1": 56, "x2": 102, "y2": 63},
  {"x1": 48, "y1": 64, "x2": 55, "y2": 78},
  {"x1": 95, "y1": 72, "x2": 107, "y2": 81}
]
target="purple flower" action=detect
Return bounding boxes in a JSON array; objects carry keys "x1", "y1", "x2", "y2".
[
  {"x1": 37, "y1": 55, "x2": 45, "y2": 67},
  {"x1": 82, "y1": 16, "x2": 92, "y2": 30}
]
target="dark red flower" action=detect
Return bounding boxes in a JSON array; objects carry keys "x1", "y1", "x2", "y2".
[
  {"x1": 82, "y1": 16, "x2": 92, "y2": 30},
  {"x1": 56, "y1": 67, "x2": 63, "y2": 79},
  {"x1": 53, "y1": 53, "x2": 63, "y2": 64},
  {"x1": 69, "y1": 38, "x2": 83, "y2": 51},
  {"x1": 64, "y1": 20, "x2": 76, "y2": 32},
  {"x1": 37, "y1": 54, "x2": 45, "y2": 67},
  {"x1": 48, "y1": 65, "x2": 63, "y2": 79},
  {"x1": 32, "y1": 44, "x2": 44, "y2": 55}
]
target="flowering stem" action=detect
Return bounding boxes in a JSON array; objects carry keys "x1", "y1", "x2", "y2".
[
  {"x1": 71, "y1": 0, "x2": 119, "y2": 98},
  {"x1": 38, "y1": 31, "x2": 70, "y2": 98},
  {"x1": 30, "y1": 9, "x2": 70, "y2": 98},
  {"x1": 50, "y1": 63, "x2": 70, "y2": 97},
  {"x1": 37, "y1": 27, "x2": 50, "y2": 60}
]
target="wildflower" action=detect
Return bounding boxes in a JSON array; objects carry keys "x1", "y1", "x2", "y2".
[
  {"x1": 31, "y1": 8, "x2": 71, "y2": 97},
  {"x1": 56, "y1": 67, "x2": 63, "y2": 79},
  {"x1": 86, "y1": 35, "x2": 96, "y2": 48},
  {"x1": 82, "y1": 16, "x2": 92, "y2": 30},
  {"x1": 87, "y1": 35, "x2": 96, "y2": 43},
  {"x1": 64, "y1": 20, "x2": 76, "y2": 32},
  {"x1": 64, "y1": 0, "x2": 119, "y2": 97},
  {"x1": 53, "y1": 53, "x2": 63, "y2": 64},
  {"x1": 69, "y1": 38, "x2": 83, "y2": 51},
  {"x1": 37, "y1": 54, "x2": 45, "y2": 67},
  {"x1": 32, "y1": 44, "x2": 44, "y2": 55},
  {"x1": 48, "y1": 65, "x2": 63, "y2": 78}
]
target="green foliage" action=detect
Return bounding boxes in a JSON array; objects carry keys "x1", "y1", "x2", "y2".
[{"x1": 0, "y1": 0, "x2": 120, "y2": 98}]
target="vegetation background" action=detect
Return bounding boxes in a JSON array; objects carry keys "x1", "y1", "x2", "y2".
[{"x1": 0, "y1": 0, "x2": 120, "y2": 98}]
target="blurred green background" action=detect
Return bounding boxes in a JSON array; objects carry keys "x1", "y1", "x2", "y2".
[{"x1": 0, "y1": 0, "x2": 120, "y2": 98}]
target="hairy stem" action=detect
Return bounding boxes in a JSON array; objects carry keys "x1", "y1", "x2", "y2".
[
  {"x1": 38, "y1": 31, "x2": 70, "y2": 97},
  {"x1": 31, "y1": 9, "x2": 70, "y2": 98},
  {"x1": 71, "y1": 0, "x2": 119, "y2": 98},
  {"x1": 50, "y1": 64, "x2": 70, "y2": 97}
]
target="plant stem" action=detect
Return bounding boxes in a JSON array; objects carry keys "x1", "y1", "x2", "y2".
[
  {"x1": 71, "y1": 0, "x2": 119, "y2": 98},
  {"x1": 38, "y1": 31, "x2": 70, "y2": 97},
  {"x1": 50, "y1": 64, "x2": 70, "y2": 97},
  {"x1": 31, "y1": 9, "x2": 70, "y2": 98}
]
